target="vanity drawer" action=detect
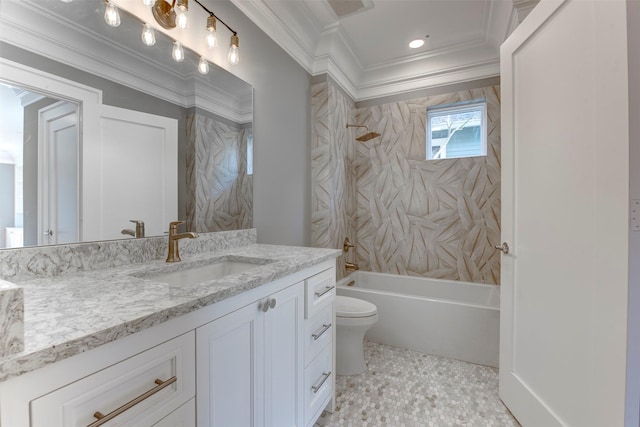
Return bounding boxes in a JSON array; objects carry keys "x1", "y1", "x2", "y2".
[
  {"x1": 304, "y1": 347, "x2": 333, "y2": 427},
  {"x1": 30, "y1": 332, "x2": 195, "y2": 427},
  {"x1": 305, "y1": 268, "x2": 335, "y2": 318},
  {"x1": 304, "y1": 305, "x2": 333, "y2": 365}
]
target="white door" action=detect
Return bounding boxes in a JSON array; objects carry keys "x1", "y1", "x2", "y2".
[
  {"x1": 82, "y1": 106, "x2": 178, "y2": 241},
  {"x1": 38, "y1": 101, "x2": 79, "y2": 245},
  {"x1": 264, "y1": 283, "x2": 304, "y2": 427},
  {"x1": 499, "y1": 1, "x2": 630, "y2": 426}
]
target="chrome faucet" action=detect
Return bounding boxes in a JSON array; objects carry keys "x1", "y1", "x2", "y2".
[
  {"x1": 121, "y1": 220, "x2": 145, "y2": 238},
  {"x1": 166, "y1": 221, "x2": 198, "y2": 262}
]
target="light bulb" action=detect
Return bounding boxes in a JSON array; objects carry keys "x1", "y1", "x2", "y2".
[
  {"x1": 142, "y1": 0, "x2": 155, "y2": 6},
  {"x1": 227, "y1": 34, "x2": 239, "y2": 65},
  {"x1": 104, "y1": 2, "x2": 121, "y2": 27},
  {"x1": 172, "y1": 41, "x2": 184, "y2": 62},
  {"x1": 198, "y1": 56, "x2": 210, "y2": 74},
  {"x1": 206, "y1": 15, "x2": 217, "y2": 49},
  {"x1": 141, "y1": 23, "x2": 156, "y2": 46},
  {"x1": 176, "y1": 9, "x2": 188, "y2": 29}
]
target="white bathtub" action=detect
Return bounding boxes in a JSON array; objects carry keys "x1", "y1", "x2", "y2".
[{"x1": 336, "y1": 271, "x2": 500, "y2": 367}]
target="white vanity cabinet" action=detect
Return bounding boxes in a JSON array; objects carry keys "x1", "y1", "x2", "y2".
[
  {"x1": 196, "y1": 281, "x2": 304, "y2": 427},
  {"x1": 0, "y1": 260, "x2": 336, "y2": 427}
]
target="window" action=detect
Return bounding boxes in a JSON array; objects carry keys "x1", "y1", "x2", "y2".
[
  {"x1": 246, "y1": 133, "x2": 253, "y2": 176},
  {"x1": 426, "y1": 100, "x2": 487, "y2": 160}
]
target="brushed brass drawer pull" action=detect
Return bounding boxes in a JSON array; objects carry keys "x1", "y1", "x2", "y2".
[
  {"x1": 312, "y1": 323, "x2": 332, "y2": 340},
  {"x1": 311, "y1": 371, "x2": 331, "y2": 393},
  {"x1": 314, "y1": 285, "x2": 334, "y2": 298},
  {"x1": 88, "y1": 376, "x2": 177, "y2": 427}
]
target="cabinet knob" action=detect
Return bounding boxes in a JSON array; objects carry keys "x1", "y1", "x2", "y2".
[{"x1": 269, "y1": 298, "x2": 276, "y2": 309}]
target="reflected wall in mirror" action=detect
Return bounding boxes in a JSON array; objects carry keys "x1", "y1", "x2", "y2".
[{"x1": 0, "y1": 0, "x2": 254, "y2": 249}]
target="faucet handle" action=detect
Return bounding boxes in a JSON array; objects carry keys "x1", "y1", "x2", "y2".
[
  {"x1": 168, "y1": 221, "x2": 184, "y2": 235},
  {"x1": 129, "y1": 219, "x2": 144, "y2": 225}
]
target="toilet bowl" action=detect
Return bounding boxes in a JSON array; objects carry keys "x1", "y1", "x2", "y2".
[{"x1": 335, "y1": 295, "x2": 378, "y2": 375}]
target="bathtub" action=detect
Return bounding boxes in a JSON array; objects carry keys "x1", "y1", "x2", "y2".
[{"x1": 336, "y1": 271, "x2": 500, "y2": 367}]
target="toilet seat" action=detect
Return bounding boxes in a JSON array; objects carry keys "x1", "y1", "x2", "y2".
[{"x1": 336, "y1": 295, "x2": 377, "y2": 318}]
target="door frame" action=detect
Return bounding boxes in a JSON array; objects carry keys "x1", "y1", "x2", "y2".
[{"x1": 0, "y1": 58, "x2": 103, "y2": 244}]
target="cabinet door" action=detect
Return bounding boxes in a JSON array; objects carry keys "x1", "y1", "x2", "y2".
[
  {"x1": 196, "y1": 302, "x2": 264, "y2": 427},
  {"x1": 264, "y1": 282, "x2": 304, "y2": 427}
]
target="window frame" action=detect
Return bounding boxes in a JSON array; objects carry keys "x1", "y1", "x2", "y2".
[{"x1": 426, "y1": 100, "x2": 487, "y2": 160}]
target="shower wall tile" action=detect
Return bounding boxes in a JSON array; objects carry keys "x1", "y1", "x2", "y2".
[
  {"x1": 311, "y1": 82, "x2": 357, "y2": 279},
  {"x1": 354, "y1": 86, "x2": 501, "y2": 284},
  {"x1": 186, "y1": 114, "x2": 253, "y2": 233}
]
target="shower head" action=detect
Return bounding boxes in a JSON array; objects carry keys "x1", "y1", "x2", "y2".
[
  {"x1": 356, "y1": 131, "x2": 380, "y2": 142},
  {"x1": 346, "y1": 124, "x2": 380, "y2": 143}
]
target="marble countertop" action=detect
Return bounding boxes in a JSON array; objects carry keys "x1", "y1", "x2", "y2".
[{"x1": 0, "y1": 244, "x2": 340, "y2": 382}]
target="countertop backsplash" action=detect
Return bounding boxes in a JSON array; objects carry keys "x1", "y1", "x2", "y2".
[{"x1": 0, "y1": 229, "x2": 257, "y2": 282}]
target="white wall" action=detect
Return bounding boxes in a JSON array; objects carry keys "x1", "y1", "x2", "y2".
[{"x1": 626, "y1": 2, "x2": 640, "y2": 426}]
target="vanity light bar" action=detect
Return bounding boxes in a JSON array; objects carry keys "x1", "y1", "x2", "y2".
[{"x1": 101, "y1": 0, "x2": 240, "y2": 73}]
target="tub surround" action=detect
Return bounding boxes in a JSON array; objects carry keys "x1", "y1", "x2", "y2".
[
  {"x1": 311, "y1": 80, "x2": 501, "y2": 285},
  {"x1": 0, "y1": 230, "x2": 340, "y2": 382}
]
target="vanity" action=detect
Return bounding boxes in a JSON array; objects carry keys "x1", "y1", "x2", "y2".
[{"x1": 0, "y1": 230, "x2": 340, "y2": 427}]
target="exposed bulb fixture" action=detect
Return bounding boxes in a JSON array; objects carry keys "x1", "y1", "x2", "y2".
[
  {"x1": 206, "y1": 15, "x2": 217, "y2": 49},
  {"x1": 176, "y1": 9, "x2": 188, "y2": 29},
  {"x1": 176, "y1": 0, "x2": 188, "y2": 29},
  {"x1": 104, "y1": 1, "x2": 121, "y2": 27},
  {"x1": 172, "y1": 41, "x2": 184, "y2": 62},
  {"x1": 198, "y1": 56, "x2": 210, "y2": 74},
  {"x1": 227, "y1": 34, "x2": 239, "y2": 65},
  {"x1": 141, "y1": 23, "x2": 156, "y2": 46},
  {"x1": 142, "y1": 0, "x2": 156, "y2": 6}
]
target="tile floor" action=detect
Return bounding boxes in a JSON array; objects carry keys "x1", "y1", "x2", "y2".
[{"x1": 315, "y1": 341, "x2": 520, "y2": 427}]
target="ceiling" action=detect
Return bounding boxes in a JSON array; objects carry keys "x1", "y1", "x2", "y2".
[{"x1": 230, "y1": 0, "x2": 533, "y2": 101}]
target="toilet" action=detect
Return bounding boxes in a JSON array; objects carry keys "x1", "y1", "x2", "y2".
[{"x1": 335, "y1": 295, "x2": 378, "y2": 375}]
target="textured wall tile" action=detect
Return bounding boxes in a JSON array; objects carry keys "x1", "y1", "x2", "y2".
[
  {"x1": 186, "y1": 114, "x2": 253, "y2": 233},
  {"x1": 311, "y1": 82, "x2": 358, "y2": 279},
  {"x1": 353, "y1": 86, "x2": 501, "y2": 284}
]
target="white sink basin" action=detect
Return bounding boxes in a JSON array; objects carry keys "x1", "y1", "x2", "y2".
[{"x1": 146, "y1": 260, "x2": 266, "y2": 286}]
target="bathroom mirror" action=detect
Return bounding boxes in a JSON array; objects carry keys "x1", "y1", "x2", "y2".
[{"x1": 0, "y1": 0, "x2": 253, "y2": 249}]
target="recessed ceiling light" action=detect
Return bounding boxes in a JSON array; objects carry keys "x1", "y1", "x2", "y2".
[{"x1": 409, "y1": 39, "x2": 425, "y2": 49}]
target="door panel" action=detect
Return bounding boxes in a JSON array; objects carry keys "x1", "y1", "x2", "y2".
[
  {"x1": 83, "y1": 105, "x2": 177, "y2": 241},
  {"x1": 264, "y1": 283, "x2": 304, "y2": 427},
  {"x1": 499, "y1": 1, "x2": 630, "y2": 426},
  {"x1": 196, "y1": 302, "x2": 264, "y2": 427},
  {"x1": 38, "y1": 101, "x2": 78, "y2": 245}
]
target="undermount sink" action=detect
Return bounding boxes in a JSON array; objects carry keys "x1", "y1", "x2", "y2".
[{"x1": 144, "y1": 258, "x2": 271, "y2": 286}]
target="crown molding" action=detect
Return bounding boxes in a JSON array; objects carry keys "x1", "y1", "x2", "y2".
[
  {"x1": 230, "y1": 0, "x2": 515, "y2": 102},
  {"x1": 229, "y1": 0, "x2": 318, "y2": 74},
  {"x1": 0, "y1": 0, "x2": 251, "y2": 124},
  {"x1": 355, "y1": 58, "x2": 500, "y2": 101}
]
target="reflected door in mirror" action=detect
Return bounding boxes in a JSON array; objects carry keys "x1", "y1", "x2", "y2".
[{"x1": 38, "y1": 101, "x2": 79, "y2": 245}]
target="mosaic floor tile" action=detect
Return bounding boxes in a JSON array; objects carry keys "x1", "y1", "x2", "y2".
[{"x1": 315, "y1": 341, "x2": 520, "y2": 427}]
